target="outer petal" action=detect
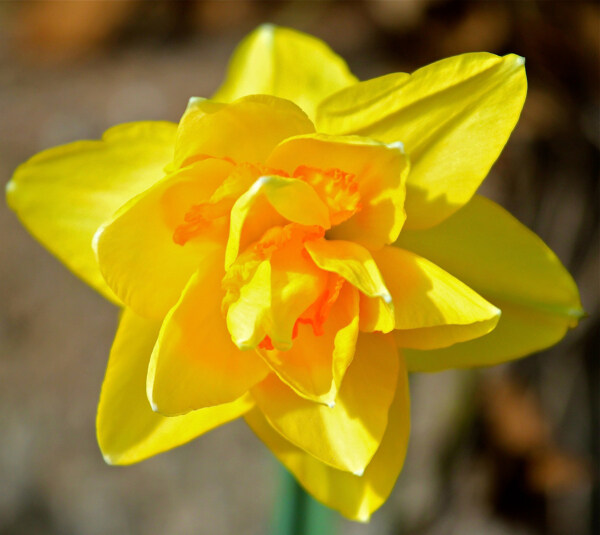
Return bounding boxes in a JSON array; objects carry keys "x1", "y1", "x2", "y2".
[
  {"x1": 174, "y1": 95, "x2": 314, "y2": 169},
  {"x1": 251, "y1": 333, "x2": 398, "y2": 475},
  {"x1": 6, "y1": 121, "x2": 177, "y2": 303},
  {"x1": 317, "y1": 53, "x2": 527, "y2": 229},
  {"x1": 257, "y1": 284, "x2": 359, "y2": 406},
  {"x1": 246, "y1": 349, "x2": 410, "y2": 521},
  {"x1": 97, "y1": 309, "x2": 252, "y2": 465},
  {"x1": 147, "y1": 252, "x2": 269, "y2": 416},
  {"x1": 94, "y1": 158, "x2": 233, "y2": 319},
  {"x1": 396, "y1": 195, "x2": 583, "y2": 371},
  {"x1": 372, "y1": 246, "x2": 500, "y2": 349},
  {"x1": 213, "y1": 24, "x2": 357, "y2": 121},
  {"x1": 267, "y1": 134, "x2": 409, "y2": 248}
]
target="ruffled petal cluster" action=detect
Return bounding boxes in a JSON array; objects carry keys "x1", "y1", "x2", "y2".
[{"x1": 6, "y1": 25, "x2": 583, "y2": 521}]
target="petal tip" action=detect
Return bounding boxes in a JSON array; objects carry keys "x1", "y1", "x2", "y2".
[
  {"x1": 91, "y1": 224, "x2": 104, "y2": 257},
  {"x1": 5, "y1": 178, "x2": 15, "y2": 201},
  {"x1": 356, "y1": 511, "x2": 371, "y2": 523},
  {"x1": 251, "y1": 175, "x2": 271, "y2": 194},
  {"x1": 186, "y1": 96, "x2": 206, "y2": 111},
  {"x1": 352, "y1": 467, "x2": 365, "y2": 477},
  {"x1": 149, "y1": 396, "x2": 160, "y2": 414},
  {"x1": 258, "y1": 22, "x2": 275, "y2": 33},
  {"x1": 102, "y1": 452, "x2": 116, "y2": 465},
  {"x1": 387, "y1": 140, "x2": 405, "y2": 154},
  {"x1": 236, "y1": 340, "x2": 256, "y2": 351},
  {"x1": 570, "y1": 307, "x2": 586, "y2": 319}
]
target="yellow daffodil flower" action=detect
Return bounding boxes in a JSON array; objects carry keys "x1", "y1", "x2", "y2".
[{"x1": 6, "y1": 25, "x2": 583, "y2": 521}]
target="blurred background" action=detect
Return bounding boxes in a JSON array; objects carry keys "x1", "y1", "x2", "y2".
[{"x1": 0, "y1": 1, "x2": 598, "y2": 534}]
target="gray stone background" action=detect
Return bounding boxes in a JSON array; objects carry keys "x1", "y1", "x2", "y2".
[{"x1": 1, "y1": 2, "x2": 598, "y2": 534}]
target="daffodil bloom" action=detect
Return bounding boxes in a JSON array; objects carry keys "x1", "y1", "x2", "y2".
[{"x1": 6, "y1": 25, "x2": 583, "y2": 521}]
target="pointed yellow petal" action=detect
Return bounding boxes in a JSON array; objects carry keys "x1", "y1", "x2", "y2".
[
  {"x1": 213, "y1": 24, "x2": 357, "y2": 121},
  {"x1": 404, "y1": 300, "x2": 580, "y2": 372},
  {"x1": 147, "y1": 255, "x2": 269, "y2": 416},
  {"x1": 97, "y1": 309, "x2": 252, "y2": 465},
  {"x1": 94, "y1": 158, "x2": 233, "y2": 319},
  {"x1": 305, "y1": 238, "x2": 393, "y2": 307},
  {"x1": 317, "y1": 53, "x2": 527, "y2": 229},
  {"x1": 246, "y1": 349, "x2": 410, "y2": 521},
  {"x1": 225, "y1": 175, "x2": 330, "y2": 269},
  {"x1": 257, "y1": 284, "x2": 359, "y2": 405},
  {"x1": 372, "y1": 246, "x2": 500, "y2": 349},
  {"x1": 251, "y1": 333, "x2": 398, "y2": 475},
  {"x1": 6, "y1": 121, "x2": 177, "y2": 303},
  {"x1": 174, "y1": 95, "x2": 314, "y2": 169},
  {"x1": 396, "y1": 195, "x2": 583, "y2": 370},
  {"x1": 267, "y1": 133, "x2": 409, "y2": 248}
]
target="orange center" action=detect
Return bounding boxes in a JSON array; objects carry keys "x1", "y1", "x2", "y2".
[
  {"x1": 173, "y1": 157, "x2": 357, "y2": 351},
  {"x1": 172, "y1": 158, "x2": 361, "y2": 246}
]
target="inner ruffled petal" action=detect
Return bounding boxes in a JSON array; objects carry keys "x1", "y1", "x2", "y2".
[{"x1": 223, "y1": 223, "x2": 328, "y2": 351}]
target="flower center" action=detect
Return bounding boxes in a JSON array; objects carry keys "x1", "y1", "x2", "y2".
[
  {"x1": 172, "y1": 158, "x2": 361, "y2": 246},
  {"x1": 247, "y1": 223, "x2": 343, "y2": 352},
  {"x1": 221, "y1": 221, "x2": 333, "y2": 351}
]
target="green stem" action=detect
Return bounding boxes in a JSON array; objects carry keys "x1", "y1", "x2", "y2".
[{"x1": 269, "y1": 463, "x2": 337, "y2": 535}]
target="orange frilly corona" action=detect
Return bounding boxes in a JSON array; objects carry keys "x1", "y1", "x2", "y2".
[{"x1": 6, "y1": 25, "x2": 583, "y2": 521}]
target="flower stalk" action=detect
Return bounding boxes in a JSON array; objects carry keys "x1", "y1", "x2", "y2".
[{"x1": 270, "y1": 463, "x2": 337, "y2": 535}]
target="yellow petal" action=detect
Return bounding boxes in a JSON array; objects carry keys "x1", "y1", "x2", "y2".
[
  {"x1": 147, "y1": 255, "x2": 269, "y2": 416},
  {"x1": 257, "y1": 283, "x2": 359, "y2": 406},
  {"x1": 225, "y1": 175, "x2": 330, "y2": 270},
  {"x1": 404, "y1": 300, "x2": 580, "y2": 372},
  {"x1": 174, "y1": 95, "x2": 314, "y2": 169},
  {"x1": 251, "y1": 333, "x2": 399, "y2": 475},
  {"x1": 97, "y1": 309, "x2": 252, "y2": 465},
  {"x1": 305, "y1": 238, "x2": 394, "y2": 309},
  {"x1": 267, "y1": 133, "x2": 409, "y2": 248},
  {"x1": 372, "y1": 246, "x2": 500, "y2": 349},
  {"x1": 213, "y1": 24, "x2": 357, "y2": 121},
  {"x1": 6, "y1": 121, "x2": 177, "y2": 303},
  {"x1": 396, "y1": 195, "x2": 583, "y2": 370},
  {"x1": 225, "y1": 258, "x2": 273, "y2": 350},
  {"x1": 94, "y1": 158, "x2": 233, "y2": 319},
  {"x1": 246, "y1": 349, "x2": 410, "y2": 521},
  {"x1": 317, "y1": 53, "x2": 527, "y2": 229}
]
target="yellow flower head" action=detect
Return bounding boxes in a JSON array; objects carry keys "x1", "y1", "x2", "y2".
[{"x1": 6, "y1": 25, "x2": 583, "y2": 521}]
